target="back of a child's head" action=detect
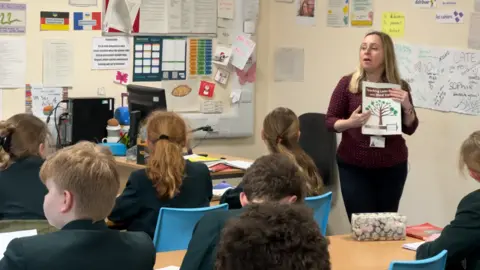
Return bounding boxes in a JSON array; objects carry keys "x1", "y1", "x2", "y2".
[
  {"x1": 459, "y1": 131, "x2": 480, "y2": 180},
  {"x1": 262, "y1": 107, "x2": 323, "y2": 196},
  {"x1": 146, "y1": 111, "x2": 188, "y2": 199},
  {"x1": 216, "y1": 202, "x2": 331, "y2": 270},
  {"x1": 0, "y1": 113, "x2": 50, "y2": 170},
  {"x1": 242, "y1": 153, "x2": 306, "y2": 203},
  {"x1": 40, "y1": 141, "x2": 119, "y2": 221}
]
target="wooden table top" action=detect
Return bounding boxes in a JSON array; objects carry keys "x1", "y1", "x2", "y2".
[
  {"x1": 153, "y1": 235, "x2": 418, "y2": 269},
  {"x1": 115, "y1": 153, "x2": 252, "y2": 178}
]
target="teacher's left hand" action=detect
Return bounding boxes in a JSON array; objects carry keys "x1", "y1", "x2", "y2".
[{"x1": 389, "y1": 88, "x2": 412, "y2": 109}]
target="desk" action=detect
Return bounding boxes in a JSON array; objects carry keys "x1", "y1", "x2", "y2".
[
  {"x1": 115, "y1": 153, "x2": 252, "y2": 180},
  {"x1": 153, "y1": 235, "x2": 418, "y2": 269}
]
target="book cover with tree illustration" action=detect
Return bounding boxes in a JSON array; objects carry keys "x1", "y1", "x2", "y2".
[{"x1": 362, "y1": 82, "x2": 402, "y2": 136}]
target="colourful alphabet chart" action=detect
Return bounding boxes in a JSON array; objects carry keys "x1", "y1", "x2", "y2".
[
  {"x1": 188, "y1": 39, "x2": 213, "y2": 76},
  {"x1": 133, "y1": 36, "x2": 162, "y2": 82}
]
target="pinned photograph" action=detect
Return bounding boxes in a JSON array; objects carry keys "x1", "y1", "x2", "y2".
[
  {"x1": 212, "y1": 45, "x2": 232, "y2": 66},
  {"x1": 198, "y1": 81, "x2": 216, "y2": 98},
  {"x1": 214, "y1": 69, "x2": 230, "y2": 85}
]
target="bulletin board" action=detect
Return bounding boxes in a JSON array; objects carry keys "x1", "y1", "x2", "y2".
[
  {"x1": 0, "y1": 0, "x2": 257, "y2": 140},
  {"x1": 103, "y1": 0, "x2": 218, "y2": 37}
]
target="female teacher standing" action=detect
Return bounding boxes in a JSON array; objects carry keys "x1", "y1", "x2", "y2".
[{"x1": 325, "y1": 31, "x2": 419, "y2": 222}]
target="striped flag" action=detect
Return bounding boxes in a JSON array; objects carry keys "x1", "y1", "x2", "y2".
[
  {"x1": 40, "y1": 12, "x2": 70, "y2": 31},
  {"x1": 73, "y1": 12, "x2": 101, "y2": 31}
]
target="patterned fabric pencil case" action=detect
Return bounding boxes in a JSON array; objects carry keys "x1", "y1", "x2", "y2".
[{"x1": 351, "y1": 212, "x2": 407, "y2": 241}]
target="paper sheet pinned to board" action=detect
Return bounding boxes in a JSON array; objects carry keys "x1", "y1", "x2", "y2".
[
  {"x1": 230, "y1": 89, "x2": 242, "y2": 104},
  {"x1": 0, "y1": 38, "x2": 26, "y2": 88},
  {"x1": 104, "y1": 0, "x2": 140, "y2": 33},
  {"x1": 274, "y1": 47, "x2": 304, "y2": 82},
  {"x1": 43, "y1": 39, "x2": 74, "y2": 87},
  {"x1": 69, "y1": 0, "x2": 97, "y2": 6},
  {"x1": 468, "y1": 12, "x2": 480, "y2": 50},
  {"x1": 164, "y1": 80, "x2": 201, "y2": 112}
]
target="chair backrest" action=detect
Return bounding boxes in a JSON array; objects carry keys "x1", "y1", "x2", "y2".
[
  {"x1": 388, "y1": 250, "x2": 448, "y2": 270},
  {"x1": 298, "y1": 113, "x2": 337, "y2": 186},
  {"x1": 153, "y1": 203, "x2": 229, "y2": 252},
  {"x1": 305, "y1": 191, "x2": 332, "y2": 236}
]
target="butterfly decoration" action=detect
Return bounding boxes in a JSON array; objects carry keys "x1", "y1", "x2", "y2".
[
  {"x1": 114, "y1": 71, "x2": 129, "y2": 85},
  {"x1": 235, "y1": 62, "x2": 256, "y2": 85}
]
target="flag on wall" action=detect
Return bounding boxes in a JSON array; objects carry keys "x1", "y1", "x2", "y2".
[
  {"x1": 40, "y1": 11, "x2": 70, "y2": 31},
  {"x1": 73, "y1": 12, "x2": 101, "y2": 31}
]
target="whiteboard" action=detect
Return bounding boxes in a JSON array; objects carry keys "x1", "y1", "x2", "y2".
[{"x1": 395, "y1": 43, "x2": 480, "y2": 115}]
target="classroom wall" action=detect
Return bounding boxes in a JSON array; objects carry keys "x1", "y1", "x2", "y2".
[
  {"x1": 0, "y1": 0, "x2": 271, "y2": 160},
  {"x1": 266, "y1": 0, "x2": 480, "y2": 233},
  {"x1": 4, "y1": 0, "x2": 471, "y2": 233}
]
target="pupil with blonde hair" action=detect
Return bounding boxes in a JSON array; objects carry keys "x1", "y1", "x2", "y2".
[
  {"x1": 416, "y1": 131, "x2": 480, "y2": 269},
  {"x1": 108, "y1": 111, "x2": 213, "y2": 239},
  {"x1": 0, "y1": 142, "x2": 156, "y2": 270},
  {"x1": 0, "y1": 113, "x2": 51, "y2": 221},
  {"x1": 325, "y1": 31, "x2": 419, "y2": 222},
  {"x1": 220, "y1": 107, "x2": 324, "y2": 209}
]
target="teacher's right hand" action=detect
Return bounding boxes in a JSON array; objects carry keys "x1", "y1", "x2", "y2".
[{"x1": 347, "y1": 106, "x2": 371, "y2": 128}]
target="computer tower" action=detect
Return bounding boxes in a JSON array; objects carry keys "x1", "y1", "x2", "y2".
[{"x1": 63, "y1": 97, "x2": 115, "y2": 146}]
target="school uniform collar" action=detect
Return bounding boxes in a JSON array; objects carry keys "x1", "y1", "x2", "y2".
[
  {"x1": 61, "y1": 219, "x2": 108, "y2": 231},
  {"x1": 12, "y1": 155, "x2": 43, "y2": 165}
]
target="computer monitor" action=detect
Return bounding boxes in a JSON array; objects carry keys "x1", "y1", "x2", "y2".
[{"x1": 127, "y1": 84, "x2": 167, "y2": 147}]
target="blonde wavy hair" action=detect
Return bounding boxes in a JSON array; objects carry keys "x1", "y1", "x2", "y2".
[
  {"x1": 146, "y1": 111, "x2": 188, "y2": 199},
  {"x1": 349, "y1": 31, "x2": 402, "y2": 94}
]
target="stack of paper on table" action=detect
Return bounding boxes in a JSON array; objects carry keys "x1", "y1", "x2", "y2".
[
  {"x1": 0, "y1": 229, "x2": 38, "y2": 259},
  {"x1": 223, "y1": 160, "x2": 252, "y2": 170},
  {"x1": 402, "y1": 241, "x2": 425, "y2": 251}
]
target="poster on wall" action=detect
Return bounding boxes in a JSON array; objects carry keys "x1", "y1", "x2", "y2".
[
  {"x1": 91, "y1": 37, "x2": 130, "y2": 70},
  {"x1": 133, "y1": 36, "x2": 162, "y2": 82},
  {"x1": 0, "y1": 3, "x2": 26, "y2": 34},
  {"x1": 188, "y1": 38, "x2": 213, "y2": 76},
  {"x1": 161, "y1": 37, "x2": 187, "y2": 80},
  {"x1": 327, "y1": 0, "x2": 349, "y2": 27},
  {"x1": 296, "y1": 0, "x2": 316, "y2": 26},
  {"x1": 163, "y1": 80, "x2": 201, "y2": 112},
  {"x1": 25, "y1": 84, "x2": 69, "y2": 118},
  {"x1": 73, "y1": 12, "x2": 102, "y2": 30},
  {"x1": 40, "y1": 11, "x2": 70, "y2": 31},
  {"x1": 350, "y1": 0, "x2": 373, "y2": 27}
]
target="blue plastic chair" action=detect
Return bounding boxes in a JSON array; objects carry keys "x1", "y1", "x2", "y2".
[
  {"x1": 305, "y1": 191, "x2": 332, "y2": 236},
  {"x1": 389, "y1": 250, "x2": 448, "y2": 270},
  {"x1": 152, "y1": 203, "x2": 229, "y2": 252}
]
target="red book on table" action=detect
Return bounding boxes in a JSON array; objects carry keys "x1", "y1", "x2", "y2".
[{"x1": 406, "y1": 223, "x2": 443, "y2": 240}]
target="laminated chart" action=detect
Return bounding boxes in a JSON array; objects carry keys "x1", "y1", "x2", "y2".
[
  {"x1": 133, "y1": 36, "x2": 162, "y2": 82},
  {"x1": 188, "y1": 39, "x2": 213, "y2": 76},
  {"x1": 161, "y1": 37, "x2": 187, "y2": 81}
]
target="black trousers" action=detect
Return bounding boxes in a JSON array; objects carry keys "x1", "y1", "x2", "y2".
[{"x1": 337, "y1": 157, "x2": 408, "y2": 223}]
